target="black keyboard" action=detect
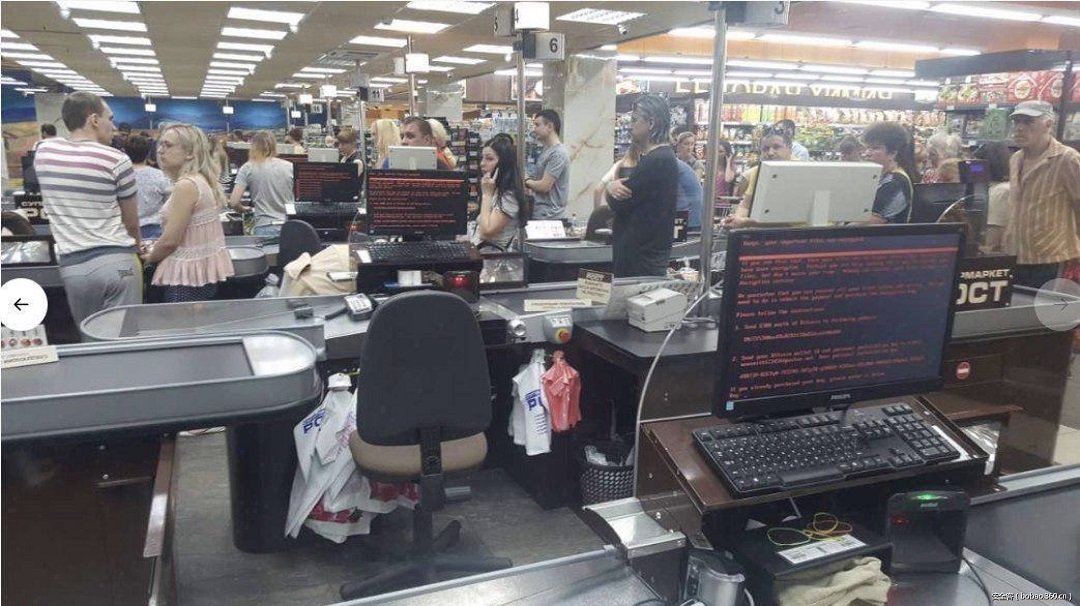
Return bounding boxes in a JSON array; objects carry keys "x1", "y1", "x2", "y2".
[
  {"x1": 293, "y1": 202, "x2": 358, "y2": 216},
  {"x1": 366, "y1": 241, "x2": 473, "y2": 263},
  {"x1": 693, "y1": 402, "x2": 962, "y2": 497}
]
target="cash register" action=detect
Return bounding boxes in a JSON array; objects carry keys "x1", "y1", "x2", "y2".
[
  {"x1": 693, "y1": 224, "x2": 971, "y2": 497},
  {"x1": 354, "y1": 169, "x2": 480, "y2": 293}
]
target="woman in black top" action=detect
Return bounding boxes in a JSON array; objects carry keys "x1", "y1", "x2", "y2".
[{"x1": 605, "y1": 95, "x2": 680, "y2": 277}]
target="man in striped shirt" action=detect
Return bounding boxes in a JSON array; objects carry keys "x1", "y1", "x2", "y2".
[
  {"x1": 35, "y1": 92, "x2": 143, "y2": 323},
  {"x1": 1005, "y1": 100, "x2": 1080, "y2": 289}
]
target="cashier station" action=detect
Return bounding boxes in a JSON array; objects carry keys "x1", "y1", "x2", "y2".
[{"x1": 5, "y1": 159, "x2": 1080, "y2": 606}]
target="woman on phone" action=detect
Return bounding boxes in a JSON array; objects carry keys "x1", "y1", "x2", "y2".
[{"x1": 475, "y1": 134, "x2": 523, "y2": 251}]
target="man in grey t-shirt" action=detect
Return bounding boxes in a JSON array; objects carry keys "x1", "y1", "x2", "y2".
[{"x1": 524, "y1": 109, "x2": 570, "y2": 219}]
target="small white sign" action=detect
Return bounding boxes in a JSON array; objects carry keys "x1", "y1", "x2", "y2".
[
  {"x1": 576, "y1": 269, "x2": 613, "y2": 305},
  {"x1": 777, "y1": 533, "x2": 866, "y2": 566},
  {"x1": 2, "y1": 345, "x2": 59, "y2": 369},
  {"x1": 525, "y1": 220, "x2": 567, "y2": 240},
  {"x1": 523, "y1": 299, "x2": 593, "y2": 312}
]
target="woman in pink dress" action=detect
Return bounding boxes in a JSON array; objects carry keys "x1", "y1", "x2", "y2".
[{"x1": 141, "y1": 124, "x2": 234, "y2": 302}]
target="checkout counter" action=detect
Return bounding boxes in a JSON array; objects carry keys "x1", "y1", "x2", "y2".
[{"x1": 525, "y1": 237, "x2": 705, "y2": 283}]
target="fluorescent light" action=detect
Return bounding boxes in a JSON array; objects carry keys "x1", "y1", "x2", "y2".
[
  {"x1": 259, "y1": 92, "x2": 286, "y2": 97},
  {"x1": 406, "y1": 1, "x2": 492, "y2": 14},
  {"x1": 930, "y1": 3, "x2": 1041, "y2": 21},
  {"x1": 870, "y1": 69, "x2": 915, "y2": 78},
  {"x1": 940, "y1": 47, "x2": 980, "y2": 56},
  {"x1": 300, "y1": 67, "x2": 347, "y2": 74},
  {"x1": 624, "y1": 75, "x2": 689, "y2": 83},
  {"x1": 16, "y1": 87, "x2": 50, "y2": 93},
  {"x1": 801, "y1": 64, "x2": 867, "y2": 74},
  {"x1": 556, "y1": 8, "x2": 644, "y2": 25},
  {"x1": 349, "y1": 34, "x2": 408, "y2": 48},
  {"x1": 370, "y1": 76, "x2": 408, "y2": 84},
  {"x1": 227, "y1": 7, "x2": 305, "y2": 26},
  {"x1": 375, "y1": 18, "x2": 451, "y2": 34},
  {"x1": 1, "y1": 78, "x2": 28, "y2": 85},
  {"x1": 292, "y1": 73, "x2": 329, "y2": 79},
  {"x1": 727, "y1": 59, "x2": 799, "y2": 70},
  {"x1": 433, "y1": 55, "x2": 485, "y2": 65},
  {"x1": 3, "y1": 52, "x2": 55, "y2": 61},
  {"x1": 818, "y1": 75, "x2": 865, "y2": 82},
  {"x1": 16, "y1": 60, "x2": 69, "y2": 69},
  {"x1": 212, "y1": 52, "x2": 264, "y2": 62},
  {"x1": 864, "y1": 77, "x2": 908, "y2": 85},
  {"x1": 251, "y1": 98, "x2": 277, "y2": 102},
  {"x1": 1, "y1": 42, "x2": 39, "y2": 51},
  {"x1": 600, "y1": 44, "x2": 617, "y2": 51},
  {"x1": 57, "y1": 1, "x2": 140, "y2": 14},
  {"x1": 463, "y1": 44, "x2": 513, "y2": 54},
  {"x1": 72, "y1": 18, "x2": 147, "y2": 32},
  {"x1": 427, "y1": 65, "x2": 454, "y2": 72},
  {"x1": 99, "y1": 46, "x2": 155, "y2": 56},
  {"x1": 274, "y1": 82, "x2": 306, "y2": 88},
  {"x1": 109, "y1": 57, "x2": 158, "y2": 65},
  {"x1": 1043, "y1": 15, "x2": 1080, "y2": 27},
  {"x1": 88, "y1": 34, "x2": 150, "y2": 45},
  {"x1": 206, "y1": 77, "x2": 245, "y2": 83},
  {"x1": 863, "y1": 86, "x2": 918, "y2": 94},
  {"x1": 777, "y1": 72, "x2": 818, "y2": 80},
  {"x1": 619, "y1": 67, "x2": 673, "y2": 74},
  {"x1": 615, "y1": 54, "x2": 640, "y2": 62},
  {"x1": 171, "y1": 96, "x2": 196, "y2": 99},
  {"x1": 643, "y1": 56, "x2": 712, "y2": 65},
  {"x1": 221, "y1": 27, "x2": 288, "y2": 40},
  {"x1": 759, "y1": 33, "x2": 851, "y2": 46},
  {"x1": 755, "y1": 79, "x2": 811, "y2": 88},
  {"x1": 726, "y1": 70, "x2": 773, "y2": 78},
  {"x1": 855, "y1": 40, "x2": 939, "y2": 53},
  {"x1": 218, "y1": 41, "x2": 274, "y2": 55},
  {"x1": 1, "y1": 29, "x2": 18, "y2": 38},
  {"x1": 210, "y1": 61, "x2": 256, "y2": 71},
  {"x1": 117, "y1": 66, "x2": 162, "y2": 73},
  {"x1": 905, "y1": 79, "x2": 941, "y2": 87},
  {"x1": 673, "y1": 70, "x2": 712, "y2": 77},
  {"x1": 208, "y1": 68, "x2": 250, "y2": 76}
]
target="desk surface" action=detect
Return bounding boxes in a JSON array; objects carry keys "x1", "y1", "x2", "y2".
[{"x1": 525, "y1": 238, "x2": 702, "y2": 264}]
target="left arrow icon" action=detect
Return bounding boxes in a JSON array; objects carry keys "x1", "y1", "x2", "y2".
[{"x1": 13, "y1": 298, "x2": 28, "y2": 311}]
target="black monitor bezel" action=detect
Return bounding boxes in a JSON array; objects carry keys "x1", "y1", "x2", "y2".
[
  {"x1": 365, "y1": 169, "x2": 468, "y2": 238},
  {"x1": 714, "y1": 223, "x2": 966, "y2": 421},
  {"x1": 292, "y1": 161, "x2": 359, "y2": 203}
]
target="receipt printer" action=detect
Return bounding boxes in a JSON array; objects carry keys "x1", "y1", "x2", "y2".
[{"x1": 627, "y1": 288, "x2": 687, "y2": 332}]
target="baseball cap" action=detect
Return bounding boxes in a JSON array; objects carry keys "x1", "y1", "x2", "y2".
[{"x1": 1010, "y1": 100, "x2": 1054, "y2": 119}]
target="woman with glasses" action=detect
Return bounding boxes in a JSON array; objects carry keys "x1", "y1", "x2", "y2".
[
  {"x1": 141, "y1": 124, "x2": 234, "y2": 302},
  {"x1": 604, "y1": 94, "x2": 680, "y2": 277},
  {"x1": 228, "y1": 130, "x2": 294, "y2": 237}
]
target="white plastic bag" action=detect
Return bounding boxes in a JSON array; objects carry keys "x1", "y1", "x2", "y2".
[{"x1": 509, "y1": 351, "x2": 551, "y2": 456}]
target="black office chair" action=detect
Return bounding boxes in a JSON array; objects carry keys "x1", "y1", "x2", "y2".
[
  {"x1": 339, "y1": 291, "x2": 512, "y2": 599},
  {"x1": 276, "y1": 219, "x2": 322, "y2": 275}
]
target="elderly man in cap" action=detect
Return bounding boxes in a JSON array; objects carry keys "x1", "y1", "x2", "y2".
[{"x1": 1004, "y1": 100, "x2": 1080, "y2": 289}]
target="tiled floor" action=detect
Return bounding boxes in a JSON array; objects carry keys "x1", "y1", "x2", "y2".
[{"x1": 173, "y1": 433, "x2": 603, "y2": 606}]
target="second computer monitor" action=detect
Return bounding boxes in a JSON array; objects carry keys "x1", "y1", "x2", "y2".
[
  {"x1": 750, "y1": 161, "x2": 881, "y2": 225},
  {"x1": 293, "y1": 162, "x2": 359, "y2": 203},
  {"x1": 366, "y1": 169, "x2": 468, "y2": 238},
  {"x1": 715, "y1": 224, "x2": 964, "y2": 419},
  {"x1": 308, "y1": 147, "x2": 340, "y2": 163},
  {"x1": 389, "y1": 146, "x2": 437, "y2": 170}
]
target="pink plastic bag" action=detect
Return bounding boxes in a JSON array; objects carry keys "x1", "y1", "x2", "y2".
[{"x1": 542, "y1": 351, "x2": 581, "y2": 433}]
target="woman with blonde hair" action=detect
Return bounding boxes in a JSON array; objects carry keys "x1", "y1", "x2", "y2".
[
  {"x1": 228, "y1": 129, "x2": 294, "y2": 236},
  {"x1": 428, "y1": 118, "x2": 457, "y2": 169},
  {"x1": 371, "y1": 119, "x2": 401, "y2": 169},
  {"x1": 141, "y1": 124, "x2": 234, "y2": 302},
  {"x1": 210, "y1": 133, "x2": 230, "y2": 183}
]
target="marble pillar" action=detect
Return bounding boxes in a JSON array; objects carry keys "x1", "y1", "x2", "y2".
[
  {"x1": 424, "y1": 84, "x2": 464, "y2": 122},
  {"x1": 542, "y1": 56, "x2": 617, "y2": 219}
]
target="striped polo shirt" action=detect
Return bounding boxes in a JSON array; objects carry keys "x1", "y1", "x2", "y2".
[
  {"x1": 1004, "y1": 138, "x2": 1080, "y2": 265},
  {"x1": 34, "y1": 137, "x2": 138, "y2": 261}
]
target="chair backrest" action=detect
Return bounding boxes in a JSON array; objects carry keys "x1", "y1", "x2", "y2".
[
  {"x1": 278, "y1": 220, "x2": 321, "y2": 270},
  {"x1": 356, "y1": 290, "x2": 491, "y2": 446}
]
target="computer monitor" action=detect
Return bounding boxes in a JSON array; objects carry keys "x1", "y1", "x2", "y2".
[
  {"x1": 278, "y1": 153, "x2": 308, "y2": 164},
  {"x1": 389, "y1": 146, "x2": 437, "y2": 170},
  {"x1": 366, "y1": 169, "x2": 468, "y2": 238},
  {"x1": 749, "y1": 161, "x2": 881, "y2": 225},
  {"x1": 225, "y1": 145, "x2": 249, "y2": 169},
  {"x1": 911, "y1": 183, "x2": 989, "y2": 224},
  {"x1": 715, "y1": 224, "x2": 965, "y2": 420},
  {"x1": 293, "y1": 162, "x2": 359, "y2": 203},
  {"x1": 308, "y1": 147, "x2": 340, "y2": 163}
]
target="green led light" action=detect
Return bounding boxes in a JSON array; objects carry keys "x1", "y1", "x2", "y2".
[{"x1": 916, "y1": 494, "x2": 941, "y2": 501}]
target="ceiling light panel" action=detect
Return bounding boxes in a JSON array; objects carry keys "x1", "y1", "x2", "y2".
[
  {"x1": 818, "y1": 75, "x2": 865, "y2": 82},
  {"x1": 89, "y1": 34, "x2": 150, "y2": 45},
  {"x1": 300, "y1": 67, "x2": 347, "y2": 74},
  {"x1": 556, "y1": 8, "x2": 644, "y2": 25},
  {"x1": 1043, "y1": 15, "x2": 1080, "y2": 27},
  {"x1": 620, "y1": 67, "x2": 673, "y2": 74},
  {"x1": 374, "y1": 19, "x2": 451, "y2": 34},
  {"x1": 940, "y1": 47, "x2": 980, "y2": 56},
  {"x1": 293, "y1": 73, "x2": 329, "y2": 79},
  {"x1": 3, "y1": 52, "x2": 55, "y2": 61},
  {"x1": 1, "y1": 29, "x2": 18, "y2": 38},
  {"x1": 726, "y1": 70, "x2": 774, "y2": 78},
  {"x1": 777, "y1": 72, "x2": 818, "y2": 80},
  {"x1": 274, "y1": 82, "x2": 306, "y2": 88},
  {"x1": 760, "y1": 33, "x2": 851, "y2": 46},
  {"x1": 727, "y1": 59, "x2": 799, "y2": 70},
  {"x1": 433, "y1": 55, "x2": 485, "y2": 65},
  {"x1": 929, "y1": 3, "x2": 1041, "y2": 21},
  {"x1": 221, "y1": 27, "x2": 288, "y2": 40},
  {"x1": 864, "y1": 77, "x2": 908, "y2": 85},
  {"x1": 208, "y1": 68, "x2": 251, "y2": 76},
  {"x1": 217, "y1": 41, "x2": 275, "y2": 54},
  {"x1": 406, "y1": 1, "x2": 492, "y2": 14},
  {"x1": 15, "y1": 60, "x2": 69, "y2": 69},
  {"x1": 870, "y1": 69, "x2": 916, "y2": 78},
  {"x1": 370, "y1": 76, "x2": 408, "y2": 83},
  {"x1": 2, "y1": 42, "x2": 40, "y2": 51},
  {"x1": 57, "y1": 1, "x2": 140, "y2": 14},
  {"x1": 463, "y1": 44, "x2": 514, "y2": 54},
  {"x1": 642, "y1": 56, "x2": 712, "y2": 65},
  {"x1": 227, "y1": 7, "x2": 305, "y2": 25},
  {"x1": 800, "y1": 64, "x2": 868, "y2": 74},
  {"x1": 349, "y1": 34, "x2": 408, "y2": 48},
  {"x1": 854, "y1": 40, "x2": 939, "y2": 53},
  {"x1": 72, "y1": 18, "x2": 147, "y2": 32},
  {"x1": 213, "y1": 52, "x2": 264, "y2": 62},
  {"x1": 109, "y1": 57, "x2": 158, "y2": 65},
  {"x1": 210, "y1": 61, "x2": 256, "y2": 71},
  {"x1": 99, "y1": 46, "x2": 155, "y2": 56},
  {"x1": 117, "y1": 66, "x2": 161, "y2": 73}
]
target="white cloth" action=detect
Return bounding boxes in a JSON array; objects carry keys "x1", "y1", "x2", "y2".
[{"x1": 509, "y1": 351, "x2": 551, "y2": 456}]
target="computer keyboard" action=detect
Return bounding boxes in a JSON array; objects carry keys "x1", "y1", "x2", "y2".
[
  {"x1": 292, "y1": 202, "x2": 358, "y2": 215},
  {"x1": 692, "y1": 402, "x2": 961, "y2": 498},
  {"x1": 366, "y1": 240, "x2": 474, "y2": 263}
]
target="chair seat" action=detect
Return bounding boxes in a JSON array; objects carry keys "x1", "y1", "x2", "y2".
[{"x1": 349, "y1": 431, "x2": 487, "y2": 482}]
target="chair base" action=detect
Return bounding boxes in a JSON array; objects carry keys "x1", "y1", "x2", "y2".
[{"x1": 339, "y1": 521, "x2": 512, "y2": 600}]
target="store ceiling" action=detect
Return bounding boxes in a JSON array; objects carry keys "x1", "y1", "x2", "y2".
[{"x1": 1, "y1": 1, "x2": 1078, "y2": 102}]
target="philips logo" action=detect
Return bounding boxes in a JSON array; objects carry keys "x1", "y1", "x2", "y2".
[{"x1": 830, "y1": 394, "x2": 852, "y2": 401}]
